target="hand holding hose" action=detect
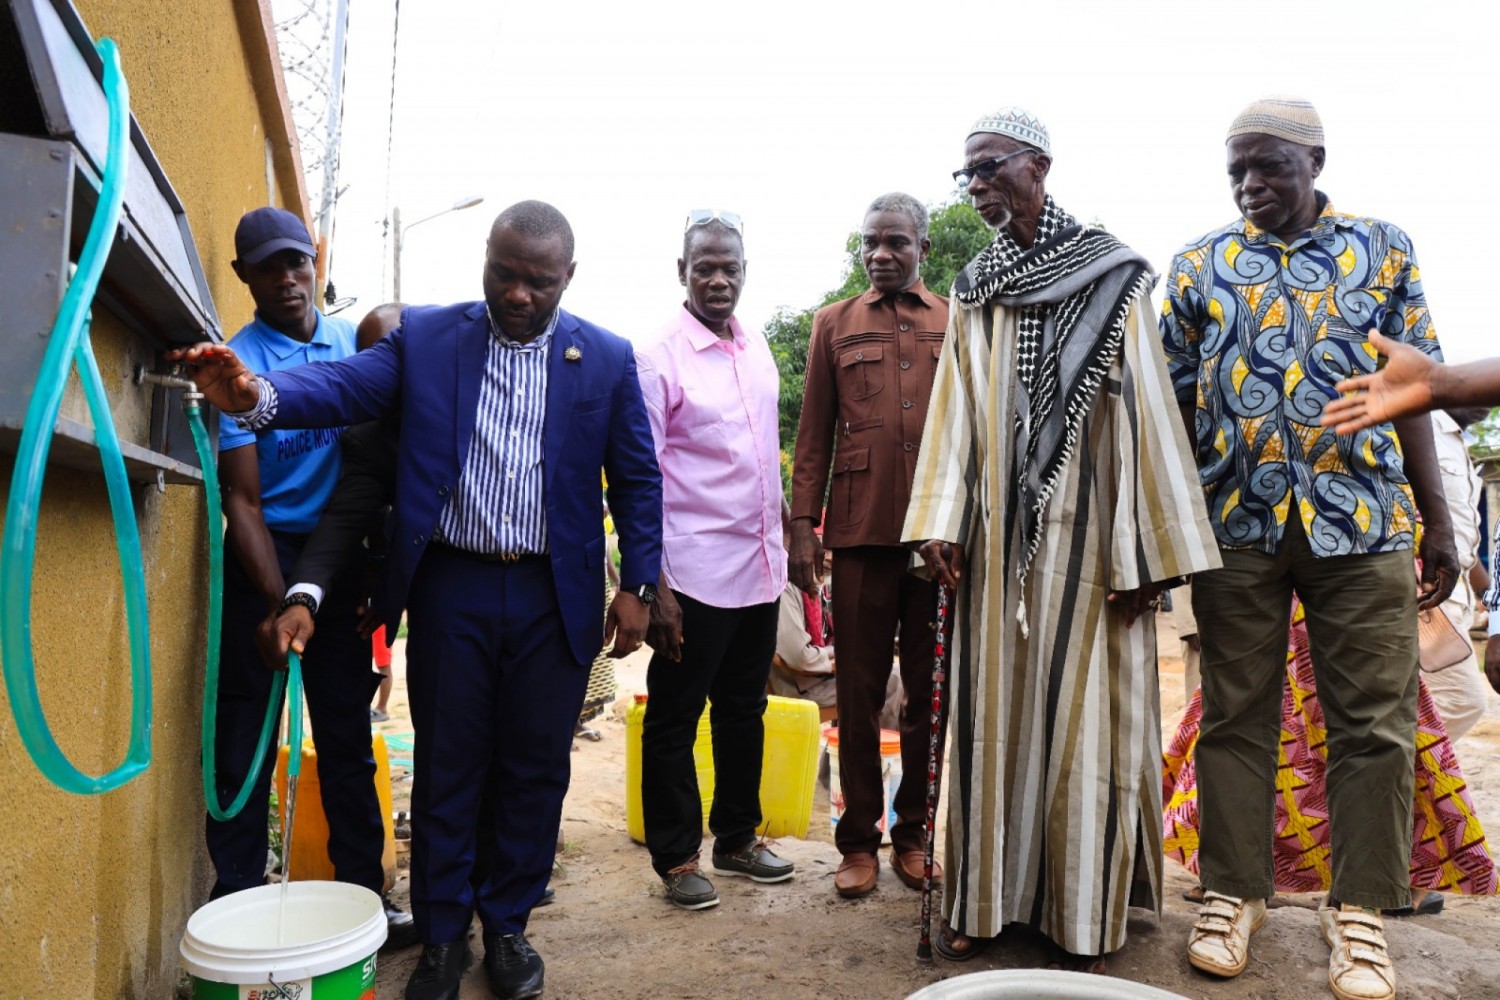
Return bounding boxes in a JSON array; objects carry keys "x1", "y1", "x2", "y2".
[
  {"x1": 256, "y1": 604, "x2": 316, "y2": 670},
  {"x1": 164, "y1": 342, "x2": 263, "y2": 412}
]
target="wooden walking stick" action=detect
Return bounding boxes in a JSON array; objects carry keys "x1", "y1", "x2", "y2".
[{"x1": 916, "y1": 581, "x2": 951, "y2": 963}]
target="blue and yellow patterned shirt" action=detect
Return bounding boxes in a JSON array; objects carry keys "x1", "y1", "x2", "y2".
[{"x1": 1160, "y1": 197, "x2": 1442, "y2": 557}]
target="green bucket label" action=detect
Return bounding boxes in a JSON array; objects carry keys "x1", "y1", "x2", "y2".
[{"x1": 192, "y1": 953, "x2": 375, "y2": 999}]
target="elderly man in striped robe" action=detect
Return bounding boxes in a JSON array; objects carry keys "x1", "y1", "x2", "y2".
[{"x1": 903, "y1": 107, "x2": 1220, "y2": 971}]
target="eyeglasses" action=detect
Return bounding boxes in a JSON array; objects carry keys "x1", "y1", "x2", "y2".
[
  {"x1": 952, "y1": 147, "x2": 1036, "y2": 189},
  {"x1": 684, "y1": 209, "x2": 744, "y2": 235}
]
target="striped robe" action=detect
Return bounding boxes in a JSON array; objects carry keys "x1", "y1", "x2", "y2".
[{"x1": 902, "y1": 289, "x2": 1219, "y2": 956}]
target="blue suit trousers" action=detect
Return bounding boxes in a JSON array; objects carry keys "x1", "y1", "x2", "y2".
[{"x1": 404, "y1": 544, "x2": 588, "y2": 941}]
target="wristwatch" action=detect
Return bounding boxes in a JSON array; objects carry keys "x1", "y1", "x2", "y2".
[
  {"x1": 277, "y1": 592, "x2": 319, "y2": 618},
  {"x1": 632, "y1": 583, "x2": 658, "y2": 606}
]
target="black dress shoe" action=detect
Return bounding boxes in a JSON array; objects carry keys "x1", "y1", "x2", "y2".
[
  {"x1": 483, "y1": 932, "x2": 544, "y2": 1000},
  {"x1": 382, "y1": 895, "x2": 420, "y2": 951},
  {"x1": 404, "y1": 941, "x2": 472, "y2": 1000}
]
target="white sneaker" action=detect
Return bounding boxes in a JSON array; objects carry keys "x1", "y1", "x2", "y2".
[
  {"x1": 1319, "y1": 904, "x2": 1395, "y2": 1000},
  {"x1": 1187, "y1": 891, "x2": 1267, "y2": 977}
]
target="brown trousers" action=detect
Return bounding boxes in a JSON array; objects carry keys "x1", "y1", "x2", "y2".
[{"x1": 830, "y1": 546, "x2": 944, "y2": 857}]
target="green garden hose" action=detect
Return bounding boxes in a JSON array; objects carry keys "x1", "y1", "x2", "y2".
[
  {"x1": 3, "y1": 38, "x2": 287, "y2": 813},
  {"x1": 0, "y1": 38, "x2": 150, "y2": 795},
  {"x1": 187, "y1": 400, "x2": 286, "y2": 820}
]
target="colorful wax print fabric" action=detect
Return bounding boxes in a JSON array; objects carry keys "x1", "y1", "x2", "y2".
[
  {"x1": 1163, "y1": 601, "x2": 1496, "y2": 896},
  {"x1": 1161, "y1": 199, "x2": 1443, "y2": 558}
]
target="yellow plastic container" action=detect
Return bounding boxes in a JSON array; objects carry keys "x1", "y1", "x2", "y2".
[
  {"x1": 274, "y1": 732, "x2": 397, "y2": 893},
  {"x1": 624, "y1": 694, "x2": 820, "y2": 844}
]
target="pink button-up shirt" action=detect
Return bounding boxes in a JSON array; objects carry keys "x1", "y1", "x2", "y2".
[{"x1": 635, "y1": 306, "x2": 786, "y2": 608}]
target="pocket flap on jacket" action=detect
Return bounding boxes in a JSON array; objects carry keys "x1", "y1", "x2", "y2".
[
  {"x1": 839, "y1": 345, "x2": 884, "y2": 367},
  {"x1": 833, "y1": 447, "x2": 870, "y2": 474}
]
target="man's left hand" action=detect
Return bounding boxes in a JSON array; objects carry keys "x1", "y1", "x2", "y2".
[
  {"x1": 605, "y1": 590, "x2": 649, "y2": 658},
  {"x1": 1417, "y1": 528, "x2": 1460, "y2": 611},
  {"x1": 1484, "y1": 636, "x2": 1500, "y2": 696},
  {"x1": 1107, "y1": 582, "x2": 1167, "y2": 628}
]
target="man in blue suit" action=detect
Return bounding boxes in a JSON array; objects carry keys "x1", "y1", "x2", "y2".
[{"x1": 172, "y1": 201, "x2": 662, "y2": 1000}]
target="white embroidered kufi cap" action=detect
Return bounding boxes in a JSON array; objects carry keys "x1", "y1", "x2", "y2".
[{"x1": 967, "y1": 106, "x2": 1051, "y2": 156}]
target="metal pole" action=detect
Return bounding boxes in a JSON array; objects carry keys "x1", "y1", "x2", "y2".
[
  {"x1": 313, "y1": 0, "x2": 351, "y2": 296},
  {"x1": 917, "y1": 582, "x2": 951, "y2": 963},
  {"x1": 317, "y1": 0, "x2": 351, "y2": 244},
  {"x1": 391, "y1": 204, "x2": 402, "y2": 302}
]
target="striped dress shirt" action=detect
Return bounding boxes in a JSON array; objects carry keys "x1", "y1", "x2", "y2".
[
  {"x1": 236, "y1": 308, "x2": 557, "y2": 556},
  {"x1": 436, "y1": 309, "x2": 556, "y2": 554}
]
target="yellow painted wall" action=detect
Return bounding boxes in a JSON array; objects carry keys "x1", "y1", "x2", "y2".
[{"x1": 0, "y1": 2, "x2": 311, "y2": 995}]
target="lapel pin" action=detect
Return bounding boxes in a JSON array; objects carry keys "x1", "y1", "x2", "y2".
[{"x1": 564, "y1": 346, "x2": 582, "y2": 361}]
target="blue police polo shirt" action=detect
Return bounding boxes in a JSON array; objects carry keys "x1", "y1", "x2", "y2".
[{"x1": 218, "y1": 310, "x2": 359, "y2": 533}]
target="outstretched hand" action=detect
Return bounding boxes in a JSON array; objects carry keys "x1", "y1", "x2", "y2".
[
  {"x1": 163, "y1": 342, "x2": 263, "y2": 412},
  {"x1": 1321, "y1": 332, "x2": 1437, "y2": 435}
]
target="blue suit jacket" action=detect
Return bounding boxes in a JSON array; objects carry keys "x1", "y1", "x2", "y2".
[{"x1": 262, "y1": 302, "x2": 663, "y2": 665}]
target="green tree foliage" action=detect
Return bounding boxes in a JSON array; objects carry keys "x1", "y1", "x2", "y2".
[{"x1": 764, "y1": 200, "x2": 992, "y2": 478}]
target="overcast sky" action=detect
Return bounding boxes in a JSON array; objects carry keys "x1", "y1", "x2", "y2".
[{"x1": 323, "y1": 0, "x2": 1493, "y2": 361}]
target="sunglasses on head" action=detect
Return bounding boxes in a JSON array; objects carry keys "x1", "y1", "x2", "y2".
[
  {"x1": 684, "y1": 209, "x2": 744, "y2": 235},
  {"x1": 952, "y1": 147, "x2": 1036, "y2": 189}
]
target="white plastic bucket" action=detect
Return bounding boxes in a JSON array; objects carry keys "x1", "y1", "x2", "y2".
[
  {"x1": 180, "y1": 881, "x2": 385, "y2": 998},
  {"x1": 823, "y1": 725, "x2": 902, "y2": 843},
  {"x1": 906, "y1": 969, "x2": 1192, "y2": 999}
]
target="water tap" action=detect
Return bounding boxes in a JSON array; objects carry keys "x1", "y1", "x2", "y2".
[{"x1": 133, "y1": 363, "x2": 203, "y2": 402}]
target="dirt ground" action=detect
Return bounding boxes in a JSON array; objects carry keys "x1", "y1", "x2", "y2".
[{"x1": 368, "y1": 615, "x2": 1500, "y2": 999}]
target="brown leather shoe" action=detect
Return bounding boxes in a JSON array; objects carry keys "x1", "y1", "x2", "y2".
[
  {"x1": 834, "y1": 852, "x2": 879, "y2": 898},
  {"x1": 891, "y1": 848, "x2": 942, "y2": 890}
]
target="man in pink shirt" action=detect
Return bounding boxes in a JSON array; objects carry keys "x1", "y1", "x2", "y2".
[{"x1": 636, "y1": 211, "x2": 793, "y2": 910}]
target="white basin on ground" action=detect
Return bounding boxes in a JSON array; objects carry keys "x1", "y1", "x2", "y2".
[{"x1": 907, "y1": 969, "x2": 1192, "y2": 1000}]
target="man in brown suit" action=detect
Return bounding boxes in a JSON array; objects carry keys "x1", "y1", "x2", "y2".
[{"x1": 790, "y1": 192, "x2": 949, "y2": 898}]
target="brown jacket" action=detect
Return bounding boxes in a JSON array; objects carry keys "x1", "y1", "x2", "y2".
[{"x1": 791, "y1": 281, "x2": 948, "y2": 548}]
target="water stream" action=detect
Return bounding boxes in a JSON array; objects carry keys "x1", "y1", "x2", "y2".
[{"x1": 277, "y1": 770, "x2": 298, "y2": 946}]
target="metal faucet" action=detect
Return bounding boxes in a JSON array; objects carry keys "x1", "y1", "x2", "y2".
[{"x1": 133, "y1": 363, "x2": 202, "y2": 402}]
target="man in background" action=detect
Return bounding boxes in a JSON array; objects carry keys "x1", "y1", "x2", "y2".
[
  {"x1": 791, "y1": 193, "x2": 948, "y2": 899},
  {"x1": 637, "y1": 210, "x2": 794, "y2": 911},
  {"x1": 207, "y1": 209, "x2": 408, "y2": 945}
]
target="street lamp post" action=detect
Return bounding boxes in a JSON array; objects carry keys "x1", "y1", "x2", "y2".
[{"x1": 391, "y1": 194, "x2": 484, "y2": 300}]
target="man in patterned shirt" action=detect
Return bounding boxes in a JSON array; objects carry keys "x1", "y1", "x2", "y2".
[{"x1": 1161, "y1": 98, "x2": 1459, "y2": 1000}]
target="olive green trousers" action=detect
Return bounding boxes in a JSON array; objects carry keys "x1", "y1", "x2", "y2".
[{"x1": 1193, "y1": 518, "x2": 1419, "y2": 910}]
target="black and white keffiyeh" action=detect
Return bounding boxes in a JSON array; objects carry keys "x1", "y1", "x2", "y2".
[{"x1": 954, "y1": 195, "x2": 1154, "y2": 592}]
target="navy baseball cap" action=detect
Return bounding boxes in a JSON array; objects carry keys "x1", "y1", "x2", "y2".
[{"x1": 234, "y1": 207, "x2": 317, "y2": 264}]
